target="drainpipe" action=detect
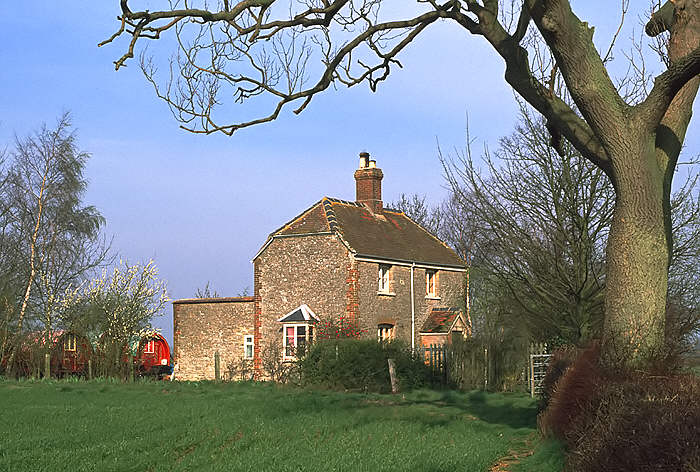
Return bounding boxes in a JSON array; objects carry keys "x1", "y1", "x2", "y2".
[{"x1": 410, "y1": 262, "x2": 415, "y2": 351}]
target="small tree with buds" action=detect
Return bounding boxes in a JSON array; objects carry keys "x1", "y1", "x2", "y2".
[{"x1": 59, "y1": 260, "x2": 168, "y2": 378}]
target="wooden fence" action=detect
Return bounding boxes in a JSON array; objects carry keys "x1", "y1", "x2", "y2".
[{"x1": 420, "y1": 341, "x2": 552, "y2": 395}]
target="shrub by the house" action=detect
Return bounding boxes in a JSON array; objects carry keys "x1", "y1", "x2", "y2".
[{"x1": 298, "y1": 338, "x2": 434, "y2": 393}]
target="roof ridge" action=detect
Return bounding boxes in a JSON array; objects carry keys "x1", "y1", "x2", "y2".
[
  {"x1": 321, "y1": 197, "x2": 340, "y2": 233},
  {"x1": 268, "y1": 199, "x2": 328, "y2": 237},
  {"x1": 325, "y1": 196, "x2": 364, "y2": 207}
]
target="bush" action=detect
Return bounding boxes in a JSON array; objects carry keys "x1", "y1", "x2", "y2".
[
  {"x1": 568, "y1": 373, "x2": 700, "y2": 471},
  {"x1": 538, "y1": 344, "x2": 579, "y2": 412},
  {"x1": 538, "y1": 343, "x2": 602, "y2": 439},
  {"x1": 539, "y1": 344, "x2": 700, "y2": 471},
  {"x1": 298, "y1": 339, "x2": 434, "y2": 393}
]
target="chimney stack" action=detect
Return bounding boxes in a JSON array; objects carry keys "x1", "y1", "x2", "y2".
[{"x1": 354, "y1": 151, "x2": 383, "y2": 213}]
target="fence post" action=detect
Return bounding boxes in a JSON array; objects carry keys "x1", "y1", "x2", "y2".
[
  {"x1": 44, "y1": 353, "x2": 50, "y2": 379},
  {"x1": 88, "y1": 359, "x2": 93, "y2": 380},
  {"x1": 442, "y1": 344, "x2": 448, "y2": 385},
  {"x1": 484, "y1": 346, "x2": 489, "y2": 391},
  {"x1": 387, "y1": 358, "x2": 399, "y2": 394},
  {"x1": 214, "y1": 350, "x2": 221, "y2": 381},
  {"x1": 529, "y1": 353, "x2": 535, "y2": 398},
  {"x1": 129, "y1": 356, "x2": 134, "y2": 382}
]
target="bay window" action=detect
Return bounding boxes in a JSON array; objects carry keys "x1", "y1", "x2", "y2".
[{"x1": 283, "y1": 324, "x2": 314, "y2": 359}]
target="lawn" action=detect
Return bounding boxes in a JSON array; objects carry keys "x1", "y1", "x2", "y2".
[{"x1": 0, "y1": 380, "x2": 562, "y2": 471}]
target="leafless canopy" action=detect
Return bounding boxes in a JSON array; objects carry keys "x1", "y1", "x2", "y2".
[{"x1": 102, "y1": 0, "x2": 700, "y2": 146}]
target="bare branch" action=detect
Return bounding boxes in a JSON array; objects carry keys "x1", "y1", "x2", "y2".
[
  {"x1": 636, "y1": 45, "x2": 700, "y2": 131},
  {"x1": 451, "y1": 2, "x2": 611, "y2": 175},
  {"x1": 525, "y1": 0, "x2": 628, "y2": 141},
  {"x1": 602, "y1": 0, "x2": 629, "y2": 64},
  {"x1": 110, "y1": 1, "x2": 457, "y2": 135}
]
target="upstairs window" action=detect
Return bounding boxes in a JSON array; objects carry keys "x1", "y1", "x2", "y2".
[
  {"x1": 144, "y1": 339, "x2": 155, "y2": 354},
  {"x1": 243, "y1": 335, "x2": 254, "y2": 359},
  {"x1": 378, "y1": 264, "x2": 392, "y2": 293},
  {"x1": 378, "y1": 324, "x2": 394, "y2": 342},
  {"x1": 63, "y1": 334, "x2": 77, "y2": 352},
  {"x1": 426, "y1": 270, "x2": 438, "y2": 297}
]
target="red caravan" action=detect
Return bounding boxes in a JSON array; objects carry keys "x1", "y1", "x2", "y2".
[
  {"x1": 53, "y1": 331, "x2": 94, "y2": 376},
  {"x1": 134, "y1": 332, "x2": 172, "y2": 378}
]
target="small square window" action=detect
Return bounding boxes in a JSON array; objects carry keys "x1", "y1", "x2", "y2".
[
  {"x1": 244, "y1": 335, "x2": 254, "y2": 359},
  {"x1": 378, "y1": 264, "x2": 391, "y2": 293}
]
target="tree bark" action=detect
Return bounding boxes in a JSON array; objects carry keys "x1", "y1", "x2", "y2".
[{"x1": 603, "y1": 138, "x2": 669, "y2": 364}]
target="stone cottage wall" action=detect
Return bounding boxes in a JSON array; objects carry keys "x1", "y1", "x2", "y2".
[
  {"x1": 356, "y1": 261, "x2": 464, "y2": 347},
  {"x1": 256, "y1": 234, "x2": 350, "y2": 361},
  {"x1": 173, "y1": 297, "x2": 254, "y2": 381}
]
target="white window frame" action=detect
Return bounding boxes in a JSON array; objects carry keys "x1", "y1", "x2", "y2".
[
  {"x1": 377, "y1": 324, "x2": 395, "y2": 342},
  {"x1": 282, "y1": 323, "x2": 314, "y2": 360},
  {"x1": 243, "y1": 335, "x2": 254, "y2": 359},
  {"x1": 426, "y1": 269, "x2": 438, "y2": 297},
  {"x1": 144, "y1": 339, "x2": 155, "y2": 354},
  {"x1": 63, "y1": 334, "x2": 77, "y2": 352},
  {"x1": 378, "y1": 264, "x2": 392, "y2": 293}
]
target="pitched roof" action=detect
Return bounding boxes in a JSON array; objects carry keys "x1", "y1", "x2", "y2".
[
  {"x1": 277, "y1": 304, "x2": 321, "y2": 323},
  {"x1": 420, "y1": 307, "x2": 463, "y2": 334},
  {"x1": 257, "y1": 197, "x2": 465, "y2": 268}
]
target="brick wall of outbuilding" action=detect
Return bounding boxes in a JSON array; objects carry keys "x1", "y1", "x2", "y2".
[{"x1": 173, "y1": 297, "x2": 254, "y2": 381}]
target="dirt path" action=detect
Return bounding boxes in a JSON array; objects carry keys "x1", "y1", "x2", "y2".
[{"x1": 489, "y1": 434, "x2": 537, "y2": 472}]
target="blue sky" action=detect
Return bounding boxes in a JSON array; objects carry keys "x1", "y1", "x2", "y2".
[{"x1": 1, "y1": 2, "x2": 698, "y2": 345}]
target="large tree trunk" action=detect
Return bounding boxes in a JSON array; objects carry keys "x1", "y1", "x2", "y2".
[{"x1": 603, "y1": 137, "x2": 670, "y2": 365}]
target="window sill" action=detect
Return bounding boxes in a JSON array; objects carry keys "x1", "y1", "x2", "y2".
[
  {"x1": 425, "y1": 295, "x2": 441, "y2": 301},
  {"x1": 377, "y1": 291, "x2": 396, "y2": 297}
]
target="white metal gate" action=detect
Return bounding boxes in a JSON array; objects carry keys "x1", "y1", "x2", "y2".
[{"x1": 529, "y1": 353, "x2": 552, "y2": 397}]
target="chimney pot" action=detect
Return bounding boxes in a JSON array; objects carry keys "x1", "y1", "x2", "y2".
[{"x1": 359, "y1": 151, "x2": 370, "y2": 169}]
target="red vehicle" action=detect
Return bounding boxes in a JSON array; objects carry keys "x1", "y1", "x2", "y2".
[
  {"x1": 52, "y1": 331, "x2": 93, "y2": 377},
  {"x1": 135, "y1": 333, "x2": 172, "y2": 378}
]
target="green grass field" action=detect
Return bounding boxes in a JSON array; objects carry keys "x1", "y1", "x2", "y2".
[{"x1": 0, "y1": 380, "x2": 563, "y2": 471}]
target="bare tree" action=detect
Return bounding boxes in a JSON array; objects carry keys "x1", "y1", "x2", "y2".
[
  {"x1": 0, "y1": 149, "x2": 18, "y2": 362},
  {"x1": 1, "y1": 114, "x2": 109, "y2": 373},
  {"x1": 195, "y1": 281, "x2": 220, "y2": 298},
  {"x1": 666, "y1": 172, "x2": 700, "y2": 353},
  {"x1": 389, "y1": 193, "x2": 442, "y2": 234},
  {"x1": 445, "y1": 104, "x2": 614, "y2": 345},
  {"x1": 102, "y1": 1, "x2": 700, "y2": 366}
]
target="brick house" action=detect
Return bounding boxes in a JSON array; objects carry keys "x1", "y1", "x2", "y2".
[{"x1": 173, "y1": 153, "x2": 467, "y2": 380}]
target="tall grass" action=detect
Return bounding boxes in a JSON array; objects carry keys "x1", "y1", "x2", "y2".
[{"x1": 0, "y1": 380, "x2": 560, "y2": 471}]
